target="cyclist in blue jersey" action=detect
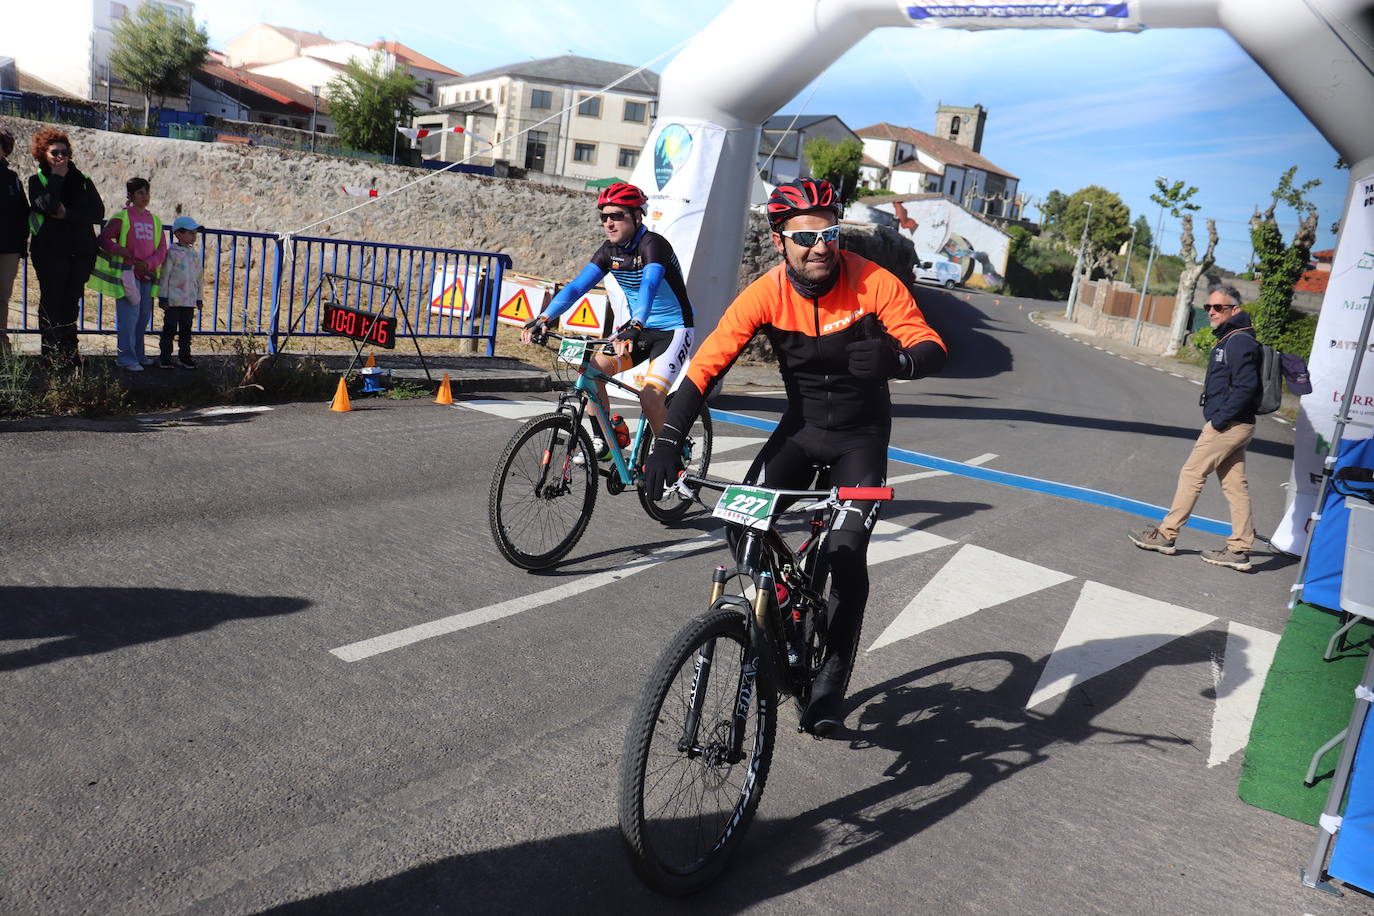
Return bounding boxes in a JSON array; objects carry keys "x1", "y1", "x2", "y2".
[{"x1": 522, "y1": 181, "x2": 694, "y2": 444}]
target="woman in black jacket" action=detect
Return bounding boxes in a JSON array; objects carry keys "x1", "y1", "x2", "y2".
[
  {"x1": 0, "y1": 125, "x2": 28, "y2": 359},
  {"x1": 27, "y1": 127, "x2": 104, "y2": 366}
]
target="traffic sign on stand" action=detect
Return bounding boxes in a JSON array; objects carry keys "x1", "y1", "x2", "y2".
[
  {"x1": 429, "y1": 268, "x2": 468, "y2": 318},
  {"x1": 562, "y1": 295, "x2": 611, "y2": 335},
  {"x1": 496, "y1": 276, "x2": 553, "y2": 328}
]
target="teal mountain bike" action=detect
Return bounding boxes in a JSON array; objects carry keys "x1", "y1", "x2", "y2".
[{"x1": 487, "y1": 332, "x2": 713, "y2": 570}]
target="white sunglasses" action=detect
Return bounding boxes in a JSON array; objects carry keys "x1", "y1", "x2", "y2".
[{"x1": 778, "y1": 225, "x2": 840, "y2": 247}]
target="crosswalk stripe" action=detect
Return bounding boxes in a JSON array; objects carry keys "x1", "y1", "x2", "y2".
[
  {"x1": 1026, "y1": 581, "x2": 1217, "y2": 709},
  {"x1": 331, "y1": 533, "x2": 722, "y2": 662},
  {"x1": 457, "y1": 399, "x2": 551, "y2": 420},
  {"x1": 869, "y1": 543, "x2": 1073, "y2": 651},
  {"x1": 1208, "y1": 621, "x2": 1281, "y2": 768}
]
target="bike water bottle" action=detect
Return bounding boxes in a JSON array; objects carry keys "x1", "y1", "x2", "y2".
[{"x1": 610, "y1": 414, "x2": 631, "y2": 450}]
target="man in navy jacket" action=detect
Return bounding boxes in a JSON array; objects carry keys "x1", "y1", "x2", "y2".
[{"x1": 1130, "y1": 283, "x2": 1261, "y2": 571}]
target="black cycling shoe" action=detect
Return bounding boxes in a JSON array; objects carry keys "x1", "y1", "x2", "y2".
[{"x1": 799, "y1": 688, "x2": 844, "y2": 737}]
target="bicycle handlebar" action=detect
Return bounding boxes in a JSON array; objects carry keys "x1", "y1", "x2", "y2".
[{"x1": 676, "y1": 474, "x2": 893, "y2": 506}]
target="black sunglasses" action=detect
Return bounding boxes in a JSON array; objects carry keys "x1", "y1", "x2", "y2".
[
  {"x1": 47, "y1": 148, "x2": 71, "y2": 157},
  {"x1": 1205, "y1": 302, "x2": 1236, "y2": 312},
  {"x1": 598, "y1": 210, "x2": 632, "y2": 223}
]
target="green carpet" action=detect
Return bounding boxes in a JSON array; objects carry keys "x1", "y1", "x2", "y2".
[{"x1": 1238, "y1": 603, "x2": 1372, "y2": 825}]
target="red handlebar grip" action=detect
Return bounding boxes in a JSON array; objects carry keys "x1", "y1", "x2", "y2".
[{"x1": 838, "y1": 487, "x2": 894, "y2": 501}]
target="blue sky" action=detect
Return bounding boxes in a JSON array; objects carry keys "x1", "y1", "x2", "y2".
[{"x1": 192, "y1": 0, "x2": 1347, "y2": 273}]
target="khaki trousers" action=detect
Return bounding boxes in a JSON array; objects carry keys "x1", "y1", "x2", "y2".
[{"x1": 1160, "y1": 421, "x2": 1255, "y2": 552}]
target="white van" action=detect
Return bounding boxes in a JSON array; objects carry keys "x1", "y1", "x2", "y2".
[{"x1": 913, "y1": 257, "x2": 961, "y2": 289}]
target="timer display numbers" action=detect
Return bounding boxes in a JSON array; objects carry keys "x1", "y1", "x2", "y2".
[{"x1": 322, "y1": 301, "x2": 397, "y2": 349}]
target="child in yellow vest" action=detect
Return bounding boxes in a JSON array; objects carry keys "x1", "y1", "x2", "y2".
[{"x1": 97, "y1": 177, "x2": 166, "y2": 371}]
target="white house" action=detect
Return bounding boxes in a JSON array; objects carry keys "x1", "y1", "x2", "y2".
[
  {"x1": 756, "y1": 114, "x2": 859, "y2": 186},
  {"x1": 0, "y1": 0, "x2": 196, "y2": 108},
  {"x1": 434, "y1": 55, "x2": 657, "y2": 182},
  {"x1": 857, "y1": 104, "x2": 1020, "y2": 220}
]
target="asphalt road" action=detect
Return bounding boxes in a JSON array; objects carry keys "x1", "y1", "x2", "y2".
[{"x1": 2, "y1": 289, "x2": 1368, "y2": 915}]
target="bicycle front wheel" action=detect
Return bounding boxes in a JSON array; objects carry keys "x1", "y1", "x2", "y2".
[
  {"x1": 636, "y1": 404, "x2": 714, "y2": 524},
  {"x1": 618, "y1": 604, "x2": 776, "y2": 895},
  {"x1": 488, "y1": 412, "x2": 597, "y2": 569}
]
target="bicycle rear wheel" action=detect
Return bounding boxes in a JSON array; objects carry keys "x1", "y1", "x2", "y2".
[
  {"x1": 636, "y1": 404, "x2": 714, "y2": 524},
  {"x1": 618, "y1": 604, "x2": 776, "y2": 895},
  {"x1": 488, "y1": 412, "x2": 597, "y2": 569}
]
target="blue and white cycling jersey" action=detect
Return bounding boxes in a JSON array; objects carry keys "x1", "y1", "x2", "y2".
[{"x1": 544, "y1": 225, "x2": 693, "y2": 329}]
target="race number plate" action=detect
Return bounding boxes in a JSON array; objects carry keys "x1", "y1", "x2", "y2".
[
  {"x1": 557, "y1": 338, "x2": 588, "y2": 365},
  {"x1": 712, "y1": 485, "x2": 778, "y2": 531}
]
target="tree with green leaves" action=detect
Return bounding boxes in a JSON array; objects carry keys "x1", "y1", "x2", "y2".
[
  {"x1": 109, "y1": 3, "x2": 209, "y2": 129},
  {"x1": 803, "y1": 136, "x2": 864, "y2": 205},
  {"x1": 1248, "y1": 165, "x2": 1320, "y2": 350},
  {"x1": 324, "y1": 56, "x2": 419, "y2": 157},
  {"x1": 1039, "y1": 189, "x2": 1067, "y2": 241},
  {"x1": 1130, "y1": 213, "x2": 1153, "y2": 253},
  {"x1": 1146, "y1": 176, "x2": 1213, "y2": 355},
  {"x1": 1062, "y1": 185, "x2": 1130, "y2": 314}
]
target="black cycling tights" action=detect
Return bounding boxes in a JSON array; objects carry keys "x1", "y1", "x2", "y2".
[{"x1": 745, "y1": 419, "x2": 887, "y2": 692}]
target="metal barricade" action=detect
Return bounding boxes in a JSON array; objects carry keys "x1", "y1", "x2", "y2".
[{"x1": 10, "y1": 228, "x2": 512, "y2": 356}]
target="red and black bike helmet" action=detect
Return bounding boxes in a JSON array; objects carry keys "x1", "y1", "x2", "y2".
[
  {"x1": 597, "y1": 181, "x2": 648, "y2": 211},
  {"x1": 766, "y1": 177, "x2": 840, "y2": 230}
]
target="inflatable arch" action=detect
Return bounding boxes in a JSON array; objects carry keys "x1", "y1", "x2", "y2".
[{"x1": 626, "y1": 0, "x2": 1374, "y2": 551}]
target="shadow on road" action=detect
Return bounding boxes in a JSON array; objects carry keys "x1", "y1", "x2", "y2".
[
  {"x1": 915, "y1": 289, "x2": 1015, "y2": 381},
  {"x1": 0, "y1": 587, "x2": 311, "y2": 671},
  {"x1": 258, "y1": 630, "x2": 1237, "y2": 912}
]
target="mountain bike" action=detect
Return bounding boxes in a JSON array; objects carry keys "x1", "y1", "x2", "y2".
[
  {"x1": 617, "y1": 473, "x2": 894, "y2": 894},
  {"x1": 487, "y1": 332, "x2": 713, "y2": 570}
]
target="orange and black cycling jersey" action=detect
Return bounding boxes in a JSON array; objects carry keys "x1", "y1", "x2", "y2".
[{"x1": 685, "y1": 250, "x2": 945, "y2": 431}]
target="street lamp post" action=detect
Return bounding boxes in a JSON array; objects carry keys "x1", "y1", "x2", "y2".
[
  {"x1": 392, "y1": 108, "x2": 401, "y2": 165},
  {"x1": 310, "y1": 86, "x2": 319, "y2": 152},
  {"x1": 1065, "y1": 200, "x2": 1093, "y2": 320},
  {"x1": 1120, "y1": 222, "x2": 1137, "y2": 288},
  {"x1": 1132, "y1": 196, "x2": 1168, "y2": 347}
]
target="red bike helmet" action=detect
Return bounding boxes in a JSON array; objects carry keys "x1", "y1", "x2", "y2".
[
  {"x1": 597, "y1": 181, "x2": 648, "y2": 211},
  {"x1": 767, "y1": 177, "x2": 840, "y2": 229}
]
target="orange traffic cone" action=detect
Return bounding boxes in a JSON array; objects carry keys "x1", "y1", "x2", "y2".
[
  {"x1": 434, "y1": 372, "x2": 454, "y2": 405},
  {"x1": 364, "y1": 352, "x2": 376, "y2": 368},
  {"x1": 330, "y1": 377, "x2": 352, "y2": 412}
]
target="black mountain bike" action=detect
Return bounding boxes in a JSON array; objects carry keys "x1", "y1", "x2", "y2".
[{"x1": 617, "y1": 473, "x2": 894, "y2": 894}]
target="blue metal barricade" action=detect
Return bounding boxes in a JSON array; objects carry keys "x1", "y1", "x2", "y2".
[{"x1": 9, "y1": 228, "x2": 512, "y2": 356}]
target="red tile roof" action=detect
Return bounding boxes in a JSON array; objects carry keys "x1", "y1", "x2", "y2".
[
  {"x1": 855, "y1": 121, "x2": 1017, "y2": 180},
  {"x1": 1295, "y1": 269, "x2": 1329, "y2": 294},
  {"x1": 373, "y1": 41, "x2": 462, "y2": 77}
]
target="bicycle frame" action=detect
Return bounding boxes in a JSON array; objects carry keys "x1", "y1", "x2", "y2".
[
  {"x1": 550, "y1": 334, "x2": 650, "y2": 489},
  {"x1": 675, "y1": 477, "x2": 893, "y2": 754}
]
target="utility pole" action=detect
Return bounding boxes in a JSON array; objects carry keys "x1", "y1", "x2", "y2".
[
  {"x1": 392, "y1": 108, "x2": 401, "y2": 165},
  {"x1": 310, "y1": 86, "x2": 319, "y2": 152},
  {"x1": 1065, "y1": 199, "x2": 1093, "y2": 320},
  {"x1": 105, "y1": 62, "x2": 112, "y2": 131},
  {"x1": 1120, "y1": 222, "x2": 1137, "y2": 289},
  {"x1": 1131, "y1": 202, "x2": 1168, "y2": 347}
]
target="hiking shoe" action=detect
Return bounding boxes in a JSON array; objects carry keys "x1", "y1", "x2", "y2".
[
  {"x1": 157, "y1": 356, "x2": 175, "y2": 369},
  {"x1": 1201, "y1": 548, "x2": 1252, "y2": 571},
  {"x1": 591, "y1": 436, "x2": 610, "y2": 462},
  {"x1": 121, "y1": 362, "x2": 144, "y2": 372},
  {"x1": 1129, "y1": 528, "x2": 1177, "y2": 555},
  {"x1": 176, "y1": 356, "x2": 196, "y2": 369}
]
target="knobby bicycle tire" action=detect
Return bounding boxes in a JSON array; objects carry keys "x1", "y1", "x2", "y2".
[
  {"x1": 488, "y1": 412, "x2": 597, "y2": 570},
  {"x1": 618, "y1": 604, "x2": 776, "y2": 895},
  {"x1": 636, "y1": 404, "x2": 715, "y2": 524}
]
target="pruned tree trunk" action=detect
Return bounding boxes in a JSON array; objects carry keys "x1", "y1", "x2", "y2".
[{"x1": 1164, "y1": 215, "x2": 1217, "y2": 356}]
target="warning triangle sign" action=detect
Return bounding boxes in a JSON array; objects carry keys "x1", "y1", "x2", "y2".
[
  {"x1": 497, "y1": 288, "x2": 534, "y2": 326},
  {"x1": 430, "y1": 276, "x2": 466, "y2": 313},
  {"x1": 565, "y1": 298, "x2": 604, "y2": 333}
]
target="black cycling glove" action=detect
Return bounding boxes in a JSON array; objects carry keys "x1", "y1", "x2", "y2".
[
  {"x1": 643, "y1": 423, "x2": 685, "y2": 498},
  {"x1": 614, "y1": 321, "x2": 643, "y2": 345},
  {"x1": 523, "y1": 316, "x2": 549, "y2": 343}
]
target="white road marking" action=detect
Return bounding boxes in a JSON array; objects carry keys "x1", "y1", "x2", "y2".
[
  {"x1": 869, "y1": 544, "x2": 1073, "y2": 651},
  {"x1": 194, "y1": 405, "x2": 274, "y2": 417},
  {"x1": 1207, "y1": 621, "x2": 1281, "y2": 768},
  {"x1": 709, "y1": 459, "x2": 756, "y2": 482},
  {"x1": 866, "y1": 518, "x2": 956, "y2": 566},
  {"x1": 1025, "y1": 580, "x2": 1217, "y2": 709},
  {"x1": 457, "y1": 399, "x2": 552, "y2": 420},
  {"x1": 331, "y1": 533, "x2": 721, "y2": 662},
  {"x1": 889, "y1": 453, "x2": 997, "y2": 486},
  {"x1": 709, "y1": 435, "x2": 762, "y2": 457}
]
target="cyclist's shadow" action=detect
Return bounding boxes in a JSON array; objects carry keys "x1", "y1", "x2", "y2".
[{"x1": 719, "y1": 630, "x2": 1235, "y2": 903}]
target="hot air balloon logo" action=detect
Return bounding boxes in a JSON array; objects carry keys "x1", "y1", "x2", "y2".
[{"x1": 653, "y1": 124, "x2": 692, "y2": 190}]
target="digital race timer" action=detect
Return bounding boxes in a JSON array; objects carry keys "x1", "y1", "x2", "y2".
[{"x1": 322, "y1": 301, "x2": 397, "y2": 349}]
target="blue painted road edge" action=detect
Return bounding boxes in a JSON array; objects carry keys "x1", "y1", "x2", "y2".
[{"x1": 710, "y1": 408, "x2": 1230, "y2": 537}]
